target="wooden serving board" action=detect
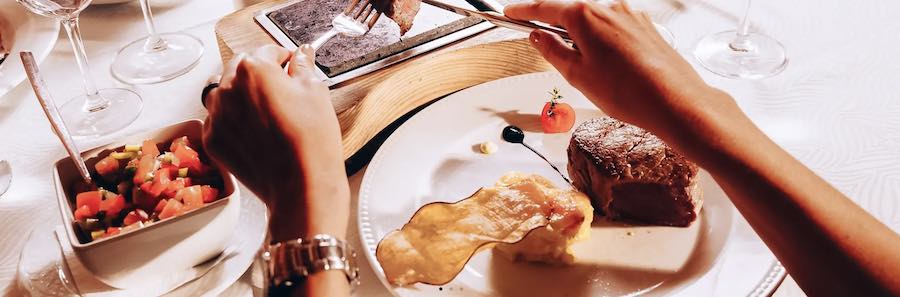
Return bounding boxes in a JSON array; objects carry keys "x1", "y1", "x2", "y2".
[{"x1": 215, "y1": 1, "x2": 554, "y2": 159}]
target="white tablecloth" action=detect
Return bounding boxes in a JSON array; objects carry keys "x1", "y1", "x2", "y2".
[{"x1": 3, "y1": 0, "x2": 900, "y2": 296}]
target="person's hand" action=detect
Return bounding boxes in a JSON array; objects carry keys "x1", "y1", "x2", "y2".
[
  {"x1": 202, "y1": 45, "x2": 349, "y2": 241},
  {"x1": 505, "y1": 0, "x2": 740, "y2": 147}
]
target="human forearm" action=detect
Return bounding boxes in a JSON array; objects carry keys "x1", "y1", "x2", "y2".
[
  {"x1": 669, "y1": 89, "x2": 900, "y2": 296},
  {"x1": 269, "y1": 177, "x2": 352, "y2": 297}
]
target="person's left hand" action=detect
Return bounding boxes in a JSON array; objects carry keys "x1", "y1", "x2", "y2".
[{"x1": 202, "y1": 45, "x2": 350, "y2": 241}]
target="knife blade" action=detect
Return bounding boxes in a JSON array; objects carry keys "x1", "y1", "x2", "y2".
[{"x1": 422, "y1": 0, "x2": 571, "y2": 41}]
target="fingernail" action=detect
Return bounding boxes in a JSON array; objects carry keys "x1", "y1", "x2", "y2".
[
  {"x1": 294, "y1": 44, "x2": 306, "y2": 59},
  {"x1": 300, "y1": 44, "x2": 313, "y2": 55},
  {"x1": 530, "y1": 31, "x2": 541, "y2": 44}
]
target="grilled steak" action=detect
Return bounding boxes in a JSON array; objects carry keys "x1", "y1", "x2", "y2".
[
  {"x1": 567, "y1": 117, "x2": 702, "y2": 227},
  {"x1": 376, "y1": 0, "x2": 420, "y2": 35}
]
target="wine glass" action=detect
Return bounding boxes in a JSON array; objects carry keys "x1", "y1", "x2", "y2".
[
  {"x1": 16, "y1": 0, "x2": 143, "y2": 137},
  {"x1": 693, "y1": 0, "x2": 787, "y2": 79},
  {"x1": 110, "y1": 0, "x2": 204, "y2": 84}
]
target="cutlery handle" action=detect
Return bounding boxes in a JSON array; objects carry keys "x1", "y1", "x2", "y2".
[
  {"x1": 21, "y1": 52, "x2": 92, "y2": 183},
  {"x1": 311, "y1": 28, "x2": 340, "y2": 51}
]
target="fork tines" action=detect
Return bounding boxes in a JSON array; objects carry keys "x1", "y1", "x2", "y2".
[{"x1": 344, "y1": 0, "x2": 381, "y2": 28}]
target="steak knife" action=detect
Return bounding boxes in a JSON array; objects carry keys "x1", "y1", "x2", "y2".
[{"x1": 421, "y1": 0, "x2": 571, "y2": 41}]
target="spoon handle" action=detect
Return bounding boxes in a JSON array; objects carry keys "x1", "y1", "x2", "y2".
[{"x1": 21, "y1": 52, "x2": 92, "y2": 183}]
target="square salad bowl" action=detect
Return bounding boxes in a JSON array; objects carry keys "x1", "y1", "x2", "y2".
[{"x1": 52, "y1": 120, "x2": 241, "y2": 289}]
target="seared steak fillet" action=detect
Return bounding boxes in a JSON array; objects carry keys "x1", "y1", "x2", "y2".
[
  {"x1": 376, "y1": 0, "x2": 420, "y2": 35},
  {"x1": 567, "y1": 117, "x2": 702, "y2": 227}
]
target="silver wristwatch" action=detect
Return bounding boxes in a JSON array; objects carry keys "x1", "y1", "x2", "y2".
[{"x1": 262, "y1": 234, "x2": 360, "y2": 289}]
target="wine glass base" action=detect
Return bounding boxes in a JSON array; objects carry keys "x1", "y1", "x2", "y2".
[
  {"x1": 59, "y1": 88, "x2": 143, "y2": 137},
  {"x1": 17, "y1": 224, "x2": 79, "y2": 297},
  {"x1": 111, "y1": 33, "x2": 204, "y2": 85},
  {"x1": 694, "y1": 30, "x2": 788, "y2": 79}
]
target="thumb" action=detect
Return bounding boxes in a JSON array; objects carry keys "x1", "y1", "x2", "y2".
[
  {"x1": 288, "y1": 44, "x2": 318, "y2": 81},
  {"x1": 530, "y1": 30, "x2": 581, "y2": 79}
]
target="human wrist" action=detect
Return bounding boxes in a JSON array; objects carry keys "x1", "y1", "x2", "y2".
[{"x1": 268, "y1": 178, "x2": 350, "y2": 243}]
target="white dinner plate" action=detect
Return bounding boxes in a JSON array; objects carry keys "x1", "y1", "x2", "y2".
[
  {"x1": 16, "y1": 184, "x2": 268, "y2": 297},
  {"x1": 359, "y1": 72, "x2": 786, "y2": 296},
  {"x1": 0, "y1": 1, "x2": 59, "y2": 99}
]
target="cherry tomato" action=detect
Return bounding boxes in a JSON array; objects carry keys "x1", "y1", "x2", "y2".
[{"x1": 539, "y1": 88, "x2": 576, "y2": 133}]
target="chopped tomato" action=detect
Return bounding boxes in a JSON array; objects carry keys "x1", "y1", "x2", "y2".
[
  {"x1": 105, "y1": 227, "x2": 122, "y2": 237},
  {"x1": 72, "y1": 135, "x2": 223, "y2": 243},
  {"x1": 170, "y1": 136, "x2": 191, "y2": 152},
  {"x1": 133, "y1": 184, "x2": 160, "y2": 213},
  {"x1": 132, "y1": 155, "x2": 156, "y2": 185},
  {"x1": 100, "y1": 195, "x2": 126, "y2": 217},
  {"x1": 76, "y1": 191, "x2": 102, "y2": 214},
  {"x1": 159, "y1": 199, "x2": 185, "y2": 220},
  {"x1": 540, "y1": 88, "x2": 576, "y2": 133},
  {"x1": 160, "y1": 163, "x2": 179, "y2": 175},
  {"x1": 74, "y1": 205, "x2": 95, "y2": 221},
  {"x1": 177, "y1": 186, "x2": 204, "y2": 210},
  {"x1": 162, "y1": 177, "x2": 192, "y2": 199},
  {"x1": 200, "y1": 185, "x2": 218, "y2": 203},
  {"x1": 173, "y1": 145, "x2": 202, "y2": 174},
  {"x1": 155, "y1": 199, "x2": 168, "y2": 213},
  {"x1": 123, "y1": 209, "x2": 149, "y2": 226},
  {"x1": 142, "y1": 140, "x2": 160, "y2": 157},
  {"x1": 94, "y1": 156, "x2": 119, "y2": 180},
  {"x1": 147, "y1": 168, "x2": 172, "y2": 198}
]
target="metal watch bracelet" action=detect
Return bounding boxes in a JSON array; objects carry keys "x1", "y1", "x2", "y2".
[{"x1": 262, "y1": 234, "x2": 360, "y2": 290}]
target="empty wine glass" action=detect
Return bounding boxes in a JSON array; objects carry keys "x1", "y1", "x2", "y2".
[
  {"x1": 693, "y1": 0, "x2": 787, "y2": 79},
  {"x1": 110, "y1": 0, "x2": 204, "y2": 84},
  {"x1": 16, "y1": 0, "x2": 143, "y2": 137}
]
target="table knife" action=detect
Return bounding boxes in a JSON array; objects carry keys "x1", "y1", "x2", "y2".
[{"x1": 421, "y1": 0, "x2": 571, "y2": 41}]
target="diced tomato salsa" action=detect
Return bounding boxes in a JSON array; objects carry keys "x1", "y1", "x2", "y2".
[{"x1": 72, "y1": 136, "x2": 225, "y2": 243}]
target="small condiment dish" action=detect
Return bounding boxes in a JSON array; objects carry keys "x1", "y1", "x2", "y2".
[{"x1": 52, "y1": 120, "x2": 241, "y2": 289}]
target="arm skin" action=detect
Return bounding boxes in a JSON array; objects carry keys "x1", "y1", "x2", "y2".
[
  {"x1": 505, "y1": 1, "x2": 900, "y2": 296},
  {"x1": 202, "y1": 45, "x2": 351, "y2": 297}
]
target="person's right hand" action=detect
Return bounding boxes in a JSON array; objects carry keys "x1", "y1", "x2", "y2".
[
  {"x1": 505, "y1": 0, "x2": 739, "y2": 146},
  {"x1": 202, "y1": 45, "x2": 350, "y2": 242}
]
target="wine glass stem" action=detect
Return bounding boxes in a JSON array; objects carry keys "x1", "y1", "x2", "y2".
[
  {"x1": 730, "y1": 0, "x2": 754, "y2": 52},
  {"x1": 139, "y1": 0, "x2": 168, "y2": 53},
  {"x1": 61, "y1": 17, "x2": 109, "y2": 113}
]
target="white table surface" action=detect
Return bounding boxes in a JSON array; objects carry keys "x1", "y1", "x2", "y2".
[{"x1": 3, "y1": 0, "x2": 900, "y2": 296}]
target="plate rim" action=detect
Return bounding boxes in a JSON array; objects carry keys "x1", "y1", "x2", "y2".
[
  {"x1": 0, "y1": 1, "x2": 60, "y2": 99},
  {"x1": 357, "y1": 71, "x2": 786, "y2": 296}
]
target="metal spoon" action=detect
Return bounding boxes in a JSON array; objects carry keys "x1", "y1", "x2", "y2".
[
  {"x1": 21, "y1": 52, "x2": 92, "y2": 183},
  {"x1": 0, "y1": 160, "x2": 11, "y2": 197},
  {"x1": 501, "y1": 125, "x2": 572, "y2": 185}
]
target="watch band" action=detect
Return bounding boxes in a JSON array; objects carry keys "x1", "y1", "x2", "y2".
[{"x1": 263, "y1": 234, "x2": 360, "y2": 289}]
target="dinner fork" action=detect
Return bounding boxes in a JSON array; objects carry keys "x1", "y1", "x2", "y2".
[{"x1": 310, "y1": 0, "x2": 382, "y2": 50}]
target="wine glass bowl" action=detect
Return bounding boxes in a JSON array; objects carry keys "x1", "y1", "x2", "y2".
[
  {"x1": 16, "y1": 0, "x2": 143, "y2": 137},
  {"x1": 15, "y1": 0, "x2": 91, "y2": 19}
]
